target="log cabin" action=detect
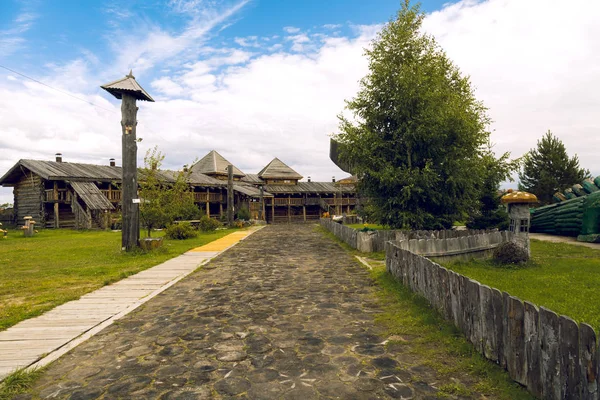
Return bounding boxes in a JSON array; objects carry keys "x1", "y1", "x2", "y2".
[{"x1": 0, "y1": 151, "x2": 357, "y2": 228}]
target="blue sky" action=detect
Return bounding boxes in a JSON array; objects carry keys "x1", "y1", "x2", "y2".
[{"x1": 1, "y1": 0, "x2": 600, "y2": 204}]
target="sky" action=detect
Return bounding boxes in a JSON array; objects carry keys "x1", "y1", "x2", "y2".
[{"x1": 1, "y1": 0, "x2": 599, "y2": 205}]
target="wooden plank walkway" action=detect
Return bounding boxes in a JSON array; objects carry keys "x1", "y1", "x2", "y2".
[{"x1": 0, "y1": 227, "x2": 263, "y2": 381}]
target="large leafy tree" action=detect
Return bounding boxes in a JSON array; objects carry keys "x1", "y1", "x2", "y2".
[
  {"x1": 519, "y1": 130, "x2": 590, "y2": 204},
  {"x1": 335, "y1": 1, "x2": 491, "y2": 229}
]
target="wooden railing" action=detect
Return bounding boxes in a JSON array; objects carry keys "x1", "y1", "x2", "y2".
[
  {"x1": 44, "y1": 189, "x2": 72, "y2": 203},
  {"x1": 99, "y1": 190, "x2": 122, "y2": 202},
  {"x1": 193, "y1": 193, "x2": 223, "y2": 202},
  {"x1": 322, "y1": 198, "x2": 357, "y2": 206}
]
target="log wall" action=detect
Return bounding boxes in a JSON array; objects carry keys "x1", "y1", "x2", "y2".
[{"x1": 13, "y1": 173, "x2": 44, "y2": 226}]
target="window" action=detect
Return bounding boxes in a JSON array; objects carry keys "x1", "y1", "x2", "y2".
[{"x1": 519, "y1": 219, "x2": 529, "y2": 233}]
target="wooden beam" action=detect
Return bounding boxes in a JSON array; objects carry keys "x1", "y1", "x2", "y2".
[
  {"x1": 227, "y1": 165, "x2": 234, "y2": 226},
  {"x1": 206, "y1": 188, "x2": 210, "y2": 218},
  {"x1": 120, "y1": 93, "x2": 139, "y2": 251},
  {"x1": 53, "y1": 182, "x2": 59, "y2": 228}
]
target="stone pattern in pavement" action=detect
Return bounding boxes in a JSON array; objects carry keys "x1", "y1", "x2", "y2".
[{"x1": 20, "y1": 225, "x2": 445, "y2": 399}]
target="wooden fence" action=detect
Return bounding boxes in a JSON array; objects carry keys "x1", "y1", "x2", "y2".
[{"x1": 385, "y1": 242, "x2": 599, "y2": 399}]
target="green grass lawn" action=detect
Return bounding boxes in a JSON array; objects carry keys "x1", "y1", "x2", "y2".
[
  {"x1": 0, "y1": 227, "x2": 239, "y2": 331},
  {"x1": 443, "y1": 239, "x2": 600, "y2": 331},
  {"x1": 346, "y1": 223, "x2": 387, "y2": 230}
]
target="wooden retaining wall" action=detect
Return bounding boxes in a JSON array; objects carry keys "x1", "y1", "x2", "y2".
[{"x1": 385, "y1": 242, "x2": 599, "y2": 399}]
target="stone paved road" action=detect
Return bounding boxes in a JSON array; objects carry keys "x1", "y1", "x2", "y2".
[{"x1": 18, "y1": 225, "x2": 442, "y2": 399}]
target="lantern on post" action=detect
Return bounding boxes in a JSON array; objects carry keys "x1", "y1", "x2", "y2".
[{"x1": 101, "y1": 71, "x2": 154, "y2": 251}]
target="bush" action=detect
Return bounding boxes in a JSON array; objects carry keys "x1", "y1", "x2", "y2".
[
  {"x1": 165, "y1": 222, "x2": 198, "y2": 240},
  {"x1": 492, "y1": 241, "x2": 528, "y2": 265},
  {"x1": 236, "y1": 206, "x2": 251, "y2": 221},
  {"x1": 466, "y1": 208, "x2": 509, "y2": 230},
  {"x1": 198, "y1": 216, "x2": 221, "y2": 232}
]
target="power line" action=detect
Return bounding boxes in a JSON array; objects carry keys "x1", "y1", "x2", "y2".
[
  {"x1": 0, "y1": 63, "x2": 116, "y2": 113},
  {"x1": 0, "y1": 63, "x2": 172, "y2": 149}
]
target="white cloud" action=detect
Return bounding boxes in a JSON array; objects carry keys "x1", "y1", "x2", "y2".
[
  {"x1": 422, "y1": 0, "x2": 600, "y2": 179},
  {"x1": 2, "y1": 0, "x2": 600, "y2": 206},
  {"x1": 283, "y1": 26, "x2": 300, "y2": 34},
  {"x1": 0, "y1": 12, "x2": 37, "y2": 57}
]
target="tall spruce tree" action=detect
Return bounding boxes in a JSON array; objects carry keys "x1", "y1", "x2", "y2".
[
  {"x1": 335, "y1": 1, "x2": 491, "y2": 229},
  {"x1": 519, "y1": 130, "x2": 590, "y2": 204}
]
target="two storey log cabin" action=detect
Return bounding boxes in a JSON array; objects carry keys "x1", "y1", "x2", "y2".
[{"x1": 0, "y1": 151, "x2": 357, "y2": 228}]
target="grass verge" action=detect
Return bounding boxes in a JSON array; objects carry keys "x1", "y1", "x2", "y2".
[
  {"x1": 317, "y1": 225, "x2": 533, "y2": 399},
  {"x1": 0, "y1": 227, "x2": 239, "y2": 331},
  {"x1": 442, "y1": 239, "x2": 600, "y2": 332},
  {"x1": 0, "y1": 367, "x2": 44, "y2": 400},
  {"x1": 346, "y1": 223, "x2": 387, "y2": 230}
]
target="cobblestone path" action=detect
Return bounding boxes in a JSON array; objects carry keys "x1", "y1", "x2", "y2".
[{"x1": 20, "y1": 225, "x2": 440, "y2": 399}]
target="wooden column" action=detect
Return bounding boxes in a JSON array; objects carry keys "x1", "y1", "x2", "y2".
[
  {"x1": 227, "y1": 165, "x2": 234, "y2": 226},
  {"x1": 206, "y1": 188, "x2": 210, "y2": 218},
  {"x1": 259, "y1": 186, "x2": 264, "y2": 221},
  {"x1": 121, "y1": 93, "x2": 139, "y2": 251},
  {"x1": 303, "y1": 205, "x2": 306, "y2": 222},
  {"x1": 271, "y1": 199, "x2": 275, "y2": 224},
  {"x1": 288, "y1": 195, "x2": 291, "y2": 223},
  {"x1": 53, "y1": 182, "x2": 59, "y2": 228}
]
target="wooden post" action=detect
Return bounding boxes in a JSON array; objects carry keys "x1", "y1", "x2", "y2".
[
  {"x1": 120, "y1": 93, "x2": 139, "y2": 251},
  {"x1": 206, "y1": 188, "x2": 210, "y2": 218},
  {"x1": 227, "y1": 165, "x2": 234, "y2": 226},
  {"x1": 288, "y1": 195, "x2": 291, "y2": 223},
  {"x1": 53, "y1": 182, "x2": 59, "y2": 228},
  {"x1": 259, "y1": 186, "x2": 264, "y2": 221},
  {"x1": 219, "y1": 203, "x2": 223, "y2": 218},
  {"x1": 271, "y1": 198, "x2": 275, "y2": 224},
  {"x1": 303, "y1": 205, "x2": 306, "y2": 222}
]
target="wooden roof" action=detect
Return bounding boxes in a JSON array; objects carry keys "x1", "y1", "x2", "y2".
[
  {"x1": 258, "y1": 158, "x2": 303, "y2": 180},
  {"x1": 233, "y1": 184, "x2": 273, "y2": 198},
  {"x1": 0, "y1": 159, "x2": 223, "y2": 187},
  {"x1": 100, "y1": 71, "x2": 154, "y2": 102},
  {"x1": 70, "y1": 181, "x2": 115, "y2": 211},
  {"x1": 240, "y1": 173, "x2": 262, "y2": 184},
  {"x1": 191, "y1": 150, "x2": 245, "y2": 178},
  {"x1": 264, "y1": 182, "x2": 354, "y2": 194}
]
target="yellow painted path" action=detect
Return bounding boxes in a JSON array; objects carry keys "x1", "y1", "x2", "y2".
[{"x1": 188, "y1": 229, "x2": 256, "y2": 252}]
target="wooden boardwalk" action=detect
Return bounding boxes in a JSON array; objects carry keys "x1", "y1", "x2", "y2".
[{"x1": 0, "y1": 227, "x2": 262, "y2": 381}]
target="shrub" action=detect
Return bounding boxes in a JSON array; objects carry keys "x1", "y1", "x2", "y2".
[
  {"x1": 236, "y1": 206, "x2": 251, "y2": 221},
  {"x1": 198, "y1": 216, "x2": 221, "y2": 232},
  {"x1": 493, "y1": 241, "x2": 528, "y2": 265},
  {"x1": 165, "y1": 222, "x2": 198, "y2": 240}
]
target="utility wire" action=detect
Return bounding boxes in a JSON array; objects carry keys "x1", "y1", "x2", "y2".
[
  {"x1": 0, "y1": 64, "x2": 116, "y2": 113},
  {"x1": 0, "y1": 63, "x2": 169, "y2": 146}
]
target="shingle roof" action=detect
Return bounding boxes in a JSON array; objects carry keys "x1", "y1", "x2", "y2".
[
  {"x1": 191, "y1": 150, "x2": 245, "y2": 178},
  {"x1": 233, "y1": 184, "x2": 273, "y2": 198},
  {"x1": 70, "y1": 181, "x2": 115, "y2": 211},
  {"x1": 100, "y1": 71, "x2": 154, "y2": 102},
  {"x1": 240, "y1": 173, "x2": 263, "y2": 184},
  {"x1": 258, "y1": 158, "x2": 303, "y2": 180},
  {"x1": 0, "y1": 159, "x2": 223, "y2": 187}
]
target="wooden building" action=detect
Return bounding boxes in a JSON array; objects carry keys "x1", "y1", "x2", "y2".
[{"x1": 0, "y1": 151, "x2": 357, "y2": 228}]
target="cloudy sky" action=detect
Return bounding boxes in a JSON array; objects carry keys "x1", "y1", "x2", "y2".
[{"x1": 1, "y1": 0, "x2": 599, "y2": 204}]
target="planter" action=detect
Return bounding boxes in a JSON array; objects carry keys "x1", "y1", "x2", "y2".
[{"x1": 138, "y1": 237, "x2": 164, "y2": 251}]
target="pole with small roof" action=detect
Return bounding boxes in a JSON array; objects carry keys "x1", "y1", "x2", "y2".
[{"x1": 101, "y1": 71, "x2": 154, "y2": 251}]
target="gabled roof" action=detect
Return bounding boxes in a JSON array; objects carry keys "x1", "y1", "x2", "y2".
[
  {"x1": 258, "y1": 158, "x2": 303, "y2": 180},
  {"x1": 240, "y1": 173, "x2": 263, "y2": 184},
  {"x1": 191, "y1": 150, "x2": 245, "y2": 178},
  {"x1": 100, "y1": 71, "x2": 154, "y2": 102}
]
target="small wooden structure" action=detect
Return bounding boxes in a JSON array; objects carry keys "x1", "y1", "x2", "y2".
[
  {"x1": 101, "y1": 71, "x2": 154, "y2": 251},
  {"x1": 501, "y1": 190, "x2": 538, "y2": 257}
]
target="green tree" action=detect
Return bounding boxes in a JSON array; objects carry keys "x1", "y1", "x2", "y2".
[
  {"x1": 466, "y1": 144, "x2": 520, "y2": 230},
  {"x1": 518, "y1": 130, "x2": 590, "y2": 204},
  {"x1": 139, "y1": 147, "x2": 201, "y2": 237},
  {"x1": 335, "y1": 1, "x2": 491, "y2": 229}
]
